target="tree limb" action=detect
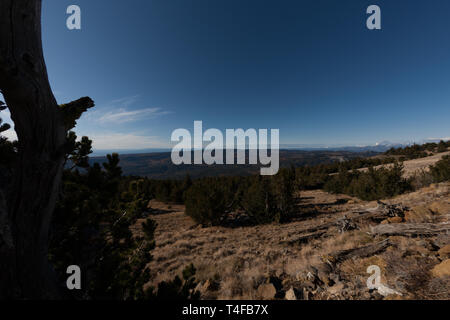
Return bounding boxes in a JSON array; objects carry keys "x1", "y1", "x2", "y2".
[{"x1": 60, "y1": 97, "x2": 94, "y2": 130}]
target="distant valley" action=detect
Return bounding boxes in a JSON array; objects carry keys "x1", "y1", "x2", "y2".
[{"x1": 90, "y1": 150, "x2": 380, "y2": 179}]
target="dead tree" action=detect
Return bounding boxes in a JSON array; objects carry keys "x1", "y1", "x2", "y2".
[
  {"x1": 0, "y1": 0, "x2": 93, "y2": 299},
  {"x1": 370, "y1": 223, "x2": 450, "y2": 237},
  {"x1": 330, "y1": 239, "x2": 391, "y2": 264}
]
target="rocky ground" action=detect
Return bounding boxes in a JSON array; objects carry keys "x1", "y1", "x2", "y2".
[{"x1": 134, "y1": 180, "x2": 449, "y2": 300}]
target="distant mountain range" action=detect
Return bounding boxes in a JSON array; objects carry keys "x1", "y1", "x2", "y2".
[
  {"x1": 92, "y1": 139, "x2": 440, "y2": 157},
  {"x1": 91, "y1": 139, "x2": 449, "y2": 157},
  {"x1": 281, "y1": 138, "x2": 450, "y2": 153},
  {"x1": 279, "y1": 143, "x2": 400, "y2": 153}
]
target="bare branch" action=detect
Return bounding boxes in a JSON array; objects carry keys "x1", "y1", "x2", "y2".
[{"x1": 59, "y1": 97, "x2": 95, "y2": 130}]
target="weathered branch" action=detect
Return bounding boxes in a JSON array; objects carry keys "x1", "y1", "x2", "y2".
[
  {"x1": 60, "y1": 97, "x2": 94, "y2": 130},
  {"x1": 330, "y1": 239, "x2": 391, "y2": 264},
  {"x1": 370, "y1": 223, "x2": 450, "y2": 237},
  {"x1": 282, "y1": 230, "x2": 327, "y2": 245}
]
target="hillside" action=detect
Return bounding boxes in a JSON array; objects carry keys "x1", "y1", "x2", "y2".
[
  {"x1": 138, "y1": 182, "x2": 449, "y2": 300},
  {"x1": 358, "y1": 151, "x2": 450, "y2": 178}
]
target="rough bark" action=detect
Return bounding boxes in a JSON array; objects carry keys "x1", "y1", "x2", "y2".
[
  {"x1": 350, "y1": 201, "x2": 408, "y2": 223},
  {"x1": 330, "y1": 239, "x2": 391, "y2": 264},
  {"x1": 370, "y1": 223, "x2": 450, "y2": 237},
  {"x1": 282, "y1": 230, "x2": 327, "y2": 246},
  {"x1": 0, "y1": 0, "x2": 93, "y2": 299}
]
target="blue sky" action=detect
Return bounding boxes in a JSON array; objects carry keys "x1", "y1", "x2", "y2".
[{"x1": 1, "y1": 0, "x2": 450, "y2": 150}]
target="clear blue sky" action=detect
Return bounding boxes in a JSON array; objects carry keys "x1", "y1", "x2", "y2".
[{"x1": 3, "y1": 0, "x2": 450, "y2": 149}]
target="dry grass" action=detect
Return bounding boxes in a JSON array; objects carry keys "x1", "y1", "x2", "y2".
[
  {"x1": 139, "y1": 182, "x2": 450, "y2": 300},
  {"x1": 357, "y1": 150, "x2": 450, "y2": 178}
]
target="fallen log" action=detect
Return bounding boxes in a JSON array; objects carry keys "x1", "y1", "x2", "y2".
[
  {"x1": 330, "y1": 239, "x2": 391, "y2": 264},
  {"x1": 282, "y1": 230, "x2": 327, "y2": 245},
  {"x1": 350, "y1": 202, "x2": 407, "y2": 223},
  {"x1": 300, "y1": 222, "x2": 334, "y2": 234},
  {"x1": 370, "y1": 222, "x2": 450, "y2": 237}
]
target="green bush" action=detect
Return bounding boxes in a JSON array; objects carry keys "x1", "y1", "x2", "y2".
[
  {"x1": 270, "y1": 168, "x2": 296, "y2": 222},
  {"x1": 437, "y1": 140, "x2": 448, "y2": 153},
  {"x1": 184, "y1": 168, "x2": 295, "y2": 226},
  {"x1": 385, "y1": 141, "x2": 449, "y2": 159},
  {"x1": 430, "y1": 155, "x2": 450, "y2": 182},
  {"x1": 241, "y1": 177, "x2": 276, "y2": 224},
  {"x1": 325, "y1": 162, "x2": 412, "y2": 201},
  {"x1": 184, "y1": 178, "x2": 230, "y2": 225}
]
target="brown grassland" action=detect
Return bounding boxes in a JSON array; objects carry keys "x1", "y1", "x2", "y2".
[{"x1": 132, "y1": 151, "x2": 450, "y2": 300}]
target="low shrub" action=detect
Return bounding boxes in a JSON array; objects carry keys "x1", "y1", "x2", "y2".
[
  {"x1": 430, "y1": 155, "x2": 450, "y2": 183},
  {"x1": 324, "y1": 162, "x2": 412, "y2": 201}
]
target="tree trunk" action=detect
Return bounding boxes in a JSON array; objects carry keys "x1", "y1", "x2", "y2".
[
  {"x1": 0, "y1": 0, "x2": 93, "y2": 299},
  {"x1": 330, "y1": 239, "x2": 391, "y2": 264},
  {"x1": 370, "y1": 222, "x2": 450, "y2": 237}
]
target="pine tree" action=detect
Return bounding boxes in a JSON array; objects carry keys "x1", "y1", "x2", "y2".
[
  {"x1": 66, "y1": 131, "x2": 93, "y2": 170},
  {"x1": 437, "y1": 140, "x2": 448, "y2": 153}
]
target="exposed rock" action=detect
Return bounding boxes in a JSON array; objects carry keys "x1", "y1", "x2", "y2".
[
  {"x1": 438, "y1": 244, "x2": 450, "y2": 259},
  {"x1": 257, "y1": 283, "x2": 277, "y2": 299},
  {"x1": 382, "y1": 216, "x2": 404, "y2": 224},
  {"x1": 405, "y1": 206, "x2": 433, "y2": 223},
  {"x1": 285, "y1": 287, "x2": 297, "y2": 300},
  {"x1": 431, "y1": 259, "x2": 450, "y2": 278},
  {"x1": 429, "y1": 201, "x2": 450, "y2": 215},
  {"x1": 387, "y1": 216, "x2": 403, "y2": 223}
]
